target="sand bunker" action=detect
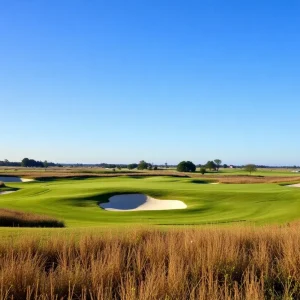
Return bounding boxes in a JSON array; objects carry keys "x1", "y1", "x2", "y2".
[
  {"x1": 287, "y1": 184, "x2": 300, "y2": 188},
  {"x1": 0, "y1": 176, "x2": 34, "y2": 183},
  {"x1": 100, "y1": 194, "x2": 187, "y2": 211}
]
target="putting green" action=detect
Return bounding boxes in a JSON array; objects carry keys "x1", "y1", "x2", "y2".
[{"x1": 0, "y1": 176, "x2": 300, "y2": 227}]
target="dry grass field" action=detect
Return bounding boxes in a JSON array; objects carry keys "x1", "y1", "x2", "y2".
[{"x1": 0, "y1": 224, "x2": 299, "y2": 299}]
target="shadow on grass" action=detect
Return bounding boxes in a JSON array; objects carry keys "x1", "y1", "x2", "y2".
[
  {"x1": 190, "y1": 179, "x2": 216, "y2": 184},
  {"x1": 37, "y1": 176, "x2": 99, "y2": 182},
  {"x1": 61, "y1": 191, "x2": 144, "y2": 208}
]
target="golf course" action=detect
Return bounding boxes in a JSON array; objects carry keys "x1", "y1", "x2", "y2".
[
  {"x1": 2, "y1": 0, "x2": 300, "y2": 297},
  {"x1": 1, "y1": 173, "x2": 300, "y2": 228}
]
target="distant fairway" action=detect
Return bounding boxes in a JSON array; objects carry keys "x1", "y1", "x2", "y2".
[{"x1": 0, "y1": 176, "x2": 300, "y2": 228}]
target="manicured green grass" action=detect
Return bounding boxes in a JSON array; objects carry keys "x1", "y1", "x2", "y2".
[{"x1": 0, "y1": 176, "x2": 300, "y2": 230}]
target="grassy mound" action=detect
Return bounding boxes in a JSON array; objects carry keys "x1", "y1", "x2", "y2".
[
  {"x1": 0, "y1": 181, "x2": 5, "y2": 188},
  {"x1": 0, "y1": 224, "x2": 299, "y2": 299},
  {"x1": 0, "y1": 209, "x2": 65, "y2": 227}
]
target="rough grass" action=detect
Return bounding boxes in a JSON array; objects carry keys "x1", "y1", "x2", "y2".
[
  {"x1": 0, "y1": 181, "x2": 5, "y2": 188},
  {"x1": 0, "y1": 224, "x2": 299, "y2": 299},
  {"x1": 0, "y1": 209, "x2": 65, "y2": 228}
]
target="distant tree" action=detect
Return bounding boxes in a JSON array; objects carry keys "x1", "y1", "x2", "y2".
[
  {"x1": 177, "y1": 161, "x2": 196, "y2": 172},
  {"x1": 117, "y1": 166, "x2": 121, "y2": 170},
  {"x1": 165, "y1": 162, "x2": 168, "y2": 168},
  {"x1": 214, "y1": 159, "x2": 222, "y2": 171},
  {"x1": 200, "y1": 167, "x2": 206, "y2": 175},
  {"x1": 0, "y1": 160, "x2": 21, "y2": 167},
  {"x1": 21, "y1": 158, "x2": 47, "y2": 168},
  {"x1": 43, "y1": 160, "x2": 48, "y2": 170},
  {"x1": 138, "y1": 160, "x2": 149, "y2": 170},
  {"x1": 154, "y1": 165, "x2": 158, "y2": 170},
  {"x1": 223, "y1": 164, "x2": 228, "y2": 168},
  {"x1": 206, "y1": 161, "x2": 217, "y2": 171},
  {"x1": 21, "y1": 158, "x2": 30, "y2": 167},
  {"x1": 128, "y1": 163, "x2": 138, "y2": 170},
  {"x1": 244, "y1": 164, "x2": 257, "y2": 175},
  {"x1": 148, "y1": 164, "x2": 153, "y2": 170}
]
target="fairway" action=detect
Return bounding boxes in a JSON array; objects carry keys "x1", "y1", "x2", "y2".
[{"x1": 1, "y1": 176, "x2": 300, "y2": 228}]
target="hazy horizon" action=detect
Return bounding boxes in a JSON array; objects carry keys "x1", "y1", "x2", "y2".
[{"x1": 1, "y1": 1, "x2": 300, "y2": 165}]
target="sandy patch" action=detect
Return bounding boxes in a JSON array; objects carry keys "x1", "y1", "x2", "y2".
[
  {"x1": 287, "y1": 184, "x2": 300, "y2": 188},
  {"x1": 100, "y1": 194, "x2": 187, "y2": 211},
  {"x1": 0, "y1": 176, "x2": 34, "y2": 183},
  {"x1": 0, "y1": 191, "x2": 16, "y2": 195}
]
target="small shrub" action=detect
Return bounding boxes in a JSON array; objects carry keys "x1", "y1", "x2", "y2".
[{"x1": 200, "y1": 167, "x2": 206, "y2": 175}]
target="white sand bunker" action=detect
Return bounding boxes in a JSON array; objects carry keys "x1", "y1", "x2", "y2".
[
  {"x1": 100, "y1": 194, "x2": 187, "y2": 211},
  {"x1": 287, "y1": 184, "x2": 300, "y2": 188},
  {"x1": 0, "y1": 176, "x2": 34, "y2": 183}
]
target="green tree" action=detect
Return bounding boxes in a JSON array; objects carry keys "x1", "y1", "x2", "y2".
[
  {"x1": 177, "y1": 161, "x2": 196, "y2": 172},
  {"x1": 214, "y1": 159, "x2": 222, "y2": 171},
  {"x1": 43, "y1": 160, "x2": 48, "y2": 170},
  {"x1": 244, "y1": 164, "x2": 257, "y2": 175},
  {"x1": 206, "y1": 161, "x2": 217, "y2": 171},
  {"x1": 21, "y1": 158, "x2": 29, "y2": 167},
  {"x1": 128, "y1": 163, "x2": 138, "y2": 170},
  {"x1": 138, "y1": 160, "x2": 149, "y2": 170}
]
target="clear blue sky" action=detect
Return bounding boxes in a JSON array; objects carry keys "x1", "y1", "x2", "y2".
[{"x1": 1, "y1": 1, "x2": 300, "y2": 165}]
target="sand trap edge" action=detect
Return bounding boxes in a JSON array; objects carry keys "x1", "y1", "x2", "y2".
[{"x1": 100, "y1": 193, "x2": 187, "y2": 212}]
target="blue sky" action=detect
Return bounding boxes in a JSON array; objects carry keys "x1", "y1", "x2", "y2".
[{"x1": 1, "y1": 0, "x2": 300, "y2": 165}]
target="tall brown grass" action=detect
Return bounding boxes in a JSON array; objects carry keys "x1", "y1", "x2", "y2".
[
  {"x1": 0, "y1": 223, "x2": 299, "y2": 299},
  {"x1": 0, "y1": 209, "x2": 65, "y2": 228}
]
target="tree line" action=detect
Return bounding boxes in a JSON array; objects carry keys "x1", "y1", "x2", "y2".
[
  {"x1": 0, "y1": 158, "x2": 260, "y2": 175},
  {"x1": 0, "y1": 158, "x2": 59, "y2": 168},
  {"x1": 176, "y1": 160, "x2": 258, "y2": 175}
]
